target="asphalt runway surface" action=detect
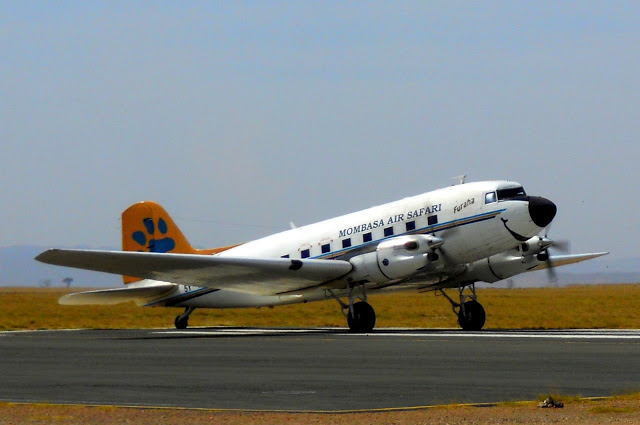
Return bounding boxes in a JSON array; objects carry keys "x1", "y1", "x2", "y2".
[{"x1": 1, "y1": 327, "x2": 639, "y2": 411}]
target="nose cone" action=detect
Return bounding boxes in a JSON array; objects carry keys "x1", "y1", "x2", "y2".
[{"x1": 528, "y1": 197, "x2": 557, "y2": 227}]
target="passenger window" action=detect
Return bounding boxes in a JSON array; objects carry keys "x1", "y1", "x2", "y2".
[
  {"x1": 363, "y1": 232, "x2": 372, "y2": 243},
  {"x1": 321, "y1": 243, "x2": 331, "y2": 254},
  {"x1": 406, "y1": 221, "x2": 416, "y2": 232},
  {"x1": 384, "y1": 227, "x2": 394, "y2": 237},
  {"x1": 485, "y1": 192, "x2": 497, "y2": 204},
  {"x1": 301, "y1": 249, "x2": 310, "y2": 258},
  {"x1": 428, "y1": 215, "x2": 438, "y2": 225},
  {"x1": 281, "y1": 254, "x2": 290, "y2": 258},
  {"x1": 342, "y1": 238, "x2": 352, "y2": 249}
]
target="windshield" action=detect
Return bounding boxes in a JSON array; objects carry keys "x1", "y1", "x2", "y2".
[
  {"x1": 496, "y1": 186, "x2": 527, "y2": 201},
  {"x1": 485, "y1": 192, "x2": 497, "y2": 204}
]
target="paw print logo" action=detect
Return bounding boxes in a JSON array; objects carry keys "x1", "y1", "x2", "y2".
[{"x1": 131, "y1": 217, "x2": 176, "y2": 253}]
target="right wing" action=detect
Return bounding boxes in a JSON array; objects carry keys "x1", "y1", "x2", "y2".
[{"x1": 36, "y1": 249, "x2": 353, "y2": 296}]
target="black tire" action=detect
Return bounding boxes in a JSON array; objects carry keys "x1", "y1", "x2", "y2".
[
  {"x1": 175, "y1": 315, "x2": 189, "y2": 330},
  {"x1": 347, "y1": 301, "x2": 376, "y2": 333},
  {"x1": 457, "y1": 300, "x2": 486, "y2": 331}
]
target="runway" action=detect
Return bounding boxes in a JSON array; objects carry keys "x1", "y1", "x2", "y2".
[{"x1": 1, "y1": 327, "x2": 639, "y2": 411}]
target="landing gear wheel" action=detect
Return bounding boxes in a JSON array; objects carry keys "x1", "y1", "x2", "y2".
[
  {"x1": 174, "y1": 306, "x2": 195, "y2": 329},
  {"x1": 174, "y1": 315, "x2": 189, "y2": 329},
  {"x1": 457, "y1": 300, "x2": 486, "y2": 331},
  {"x1": 347, "y1": 301, "x2": 376, "y2": 333}
]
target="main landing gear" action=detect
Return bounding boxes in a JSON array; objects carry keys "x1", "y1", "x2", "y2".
[
  {"x1": 174, "y1": 306, "x2": 195, "y2": 329},
  {"x1": 328, "y1": 285, "x2": 376, "y2": 333},
  {"x1": 439, "y1": 283, "x2": 486, "y2": 331}
]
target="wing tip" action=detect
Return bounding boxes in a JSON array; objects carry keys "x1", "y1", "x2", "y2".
[
  {"x1": 35, "y1": 249, "x2": 53, "y2": 263},
  {"x1": 58, "y1": 294, "x2": 75, "y2": 305}
]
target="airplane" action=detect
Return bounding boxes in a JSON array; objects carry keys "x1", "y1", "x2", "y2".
[{"x1": 36, "y1": 180, "x2": 607, "y2": 332}]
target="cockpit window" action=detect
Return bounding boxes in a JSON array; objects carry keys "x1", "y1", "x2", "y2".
[
  {"x1": 485, "y1": 192, "x2": 497, "y2": 204},
  {"x1": 496, "y1": 186, "x2": 527, "y2": 200}
]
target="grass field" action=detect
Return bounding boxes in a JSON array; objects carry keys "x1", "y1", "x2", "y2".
[
  {"x1": 1, "y1": 394, "x2": 640, "y2": 425},
  {"x1": 1, "y1": 284, "x2": 639, "y2": 330}
]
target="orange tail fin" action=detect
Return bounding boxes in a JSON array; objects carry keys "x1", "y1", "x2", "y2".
[{"x1": 121, "y1": 201, "x2": 238, "y2": 284}]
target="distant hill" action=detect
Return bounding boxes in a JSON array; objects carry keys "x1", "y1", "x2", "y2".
[{"x1": 1, "y1": 245, "x2": 636, "y2": 288}]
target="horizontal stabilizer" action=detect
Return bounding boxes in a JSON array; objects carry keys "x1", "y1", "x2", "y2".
[
  {"x1": 59, "y1": 282, "x2": 177, "y2": 305},
  {"x1": 36, "y1": 249, "x2": 353, "y2": 296},
  {"x1": 530, "y1": 252, "x2": 609, "y2": 270}
]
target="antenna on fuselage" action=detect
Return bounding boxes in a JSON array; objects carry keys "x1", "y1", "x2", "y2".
[{"x1": 451, "y1": 174, "x2": 467, "y2": 185}]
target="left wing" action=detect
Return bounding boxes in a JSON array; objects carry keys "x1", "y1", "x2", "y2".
[
  {"x1": 36, "y1": 249, "x2": 353, "y2": 296},
  {"x1": 58, "y1": 282, "x2": 177, "y2": 305}
]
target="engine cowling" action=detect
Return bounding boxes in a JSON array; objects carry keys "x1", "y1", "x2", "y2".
[
  {"x1": 449, "y1": 235, "x2": 553, "y2": 283},
  {"x1": 347, "y1": 235, "x2": 444, "y2": 284},
  {"x1": 465, "y1": 253, "x2": 534, "y2": 283},
  {"x1": 519, "y1": 236, "x2": 552, "y2": 255}
]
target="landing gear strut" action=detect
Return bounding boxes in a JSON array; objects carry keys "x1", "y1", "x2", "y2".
[
  {"x1": 328, "y1": 285, "x2": 376, "y2": 333},
  {"x1": 439, "y1": 283, "x2": 486, "y2": 331},
  {"x1": 174, "y1": 306, "x2": 195, "y2": 329}
]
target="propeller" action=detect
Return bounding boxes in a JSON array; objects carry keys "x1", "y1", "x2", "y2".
[
  {"x1": 431, "y1": 228, "x2": 459, "y2": 263},
  {"x1": 536, "y1": 227, "x2": 570, "y2": 282}
]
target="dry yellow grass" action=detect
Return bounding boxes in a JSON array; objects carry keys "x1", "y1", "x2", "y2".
[
  {"x1": 1, "y1": 394, "x2": 640, "y2": 425},
  {"x1": 1, "y1": 284, "x2": 639, "y2": 330}
]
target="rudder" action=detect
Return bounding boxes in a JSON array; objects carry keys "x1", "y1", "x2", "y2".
[{"x1": 121, "y1": 201, "x2": 236, "y2": 284}]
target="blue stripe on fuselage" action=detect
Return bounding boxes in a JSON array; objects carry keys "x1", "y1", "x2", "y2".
[
  {"x1": 318, "y1": 208, "x2": 506, "y2": 260},
  {"x1": 144, "y1": 287, "x2": 219, "y2": 307}
]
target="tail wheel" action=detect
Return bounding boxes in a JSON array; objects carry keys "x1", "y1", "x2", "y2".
[
  {"x1": 458, "y1": 300, "x2": 486, "y2": 331},
  {"x1": 174, "y1": 315, "x2": 189, "y2": 329},
  {"x1": 174, "y1": 306, "x2": 195, "y2": 329},
  {"x1": 347, "y1": 301, "x2": 376, "y2": 333}
]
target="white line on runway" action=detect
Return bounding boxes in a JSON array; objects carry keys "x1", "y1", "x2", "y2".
[
  {"x1": 152, "y1": 328, "x2": 332, "y2": 336},
  {"x1": 152, "y1": 328, "x2": 640, "y2": 339},
  {"x1": 341, "y1": 332, "x2": 640, "y2": 339},
  {"x1": 2, "y1": 328, "x2": 638, "y2": 340}
]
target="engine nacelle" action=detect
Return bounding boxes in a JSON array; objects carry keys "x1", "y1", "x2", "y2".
[
  {"x1": 463, "y1": 251, "x2": 542, "y2": 283},
  {"x1": 347, "y1": 235, "x2": 444, "y2": 284},
  {"x1": 519, "y1": 236, "x2": 552, "y2": 255}
]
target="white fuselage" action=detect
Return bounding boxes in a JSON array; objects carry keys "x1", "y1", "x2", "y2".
[{"x1": 142, "y1": 181, "x2": 544, "y2": 309}]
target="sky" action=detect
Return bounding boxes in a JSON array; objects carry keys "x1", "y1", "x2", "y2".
[{"x1": 2, "y1": 1, "x2": 639, "y2": 265}]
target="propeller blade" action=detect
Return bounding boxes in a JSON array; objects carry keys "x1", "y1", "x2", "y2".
[
  {"x1": 546, "y1": 256, "x2": 558, "y2": 282},
  {"x1": 551, "y1": 239, "x2": 570, "y2": 253},
  {"x1": 541, "y1": 226, "x2": 569, "y2": 283}
]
